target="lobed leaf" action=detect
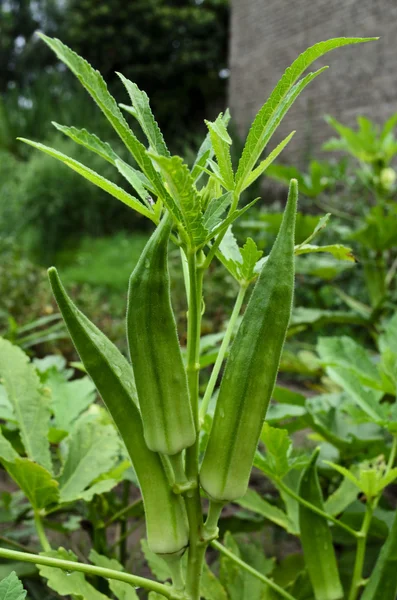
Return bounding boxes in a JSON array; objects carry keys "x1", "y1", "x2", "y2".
[
  {"x1": 90, "y1": 550, "x2": 138, "y2": 600},
  {"x1": 295, "y1": 242, "x2": 356, "y2": 262},
  {"x1": 206, "y1": 114, "x2": 234, "y2": 190},
  {"x1": 39, "y1": 34, "x2": 167, "y2": 198},
  {"x1": 0, "y1": 572, "x2": 27, "y2": 600},
  {"x1": 117, "y1": 73, "x2": 170, "y2": 158},
  {"x1": 18, "y1": 139, "x2": 154, "y2": 220},
  {"x1": 0, "y1": 338, "x2": 52, "y2": 472},
  {"x1": 52, "y1": 122, "x2": 119, "y2": 164},
  {"x1": 236, "y1": 37, "x2": 376, "y2": 191}
]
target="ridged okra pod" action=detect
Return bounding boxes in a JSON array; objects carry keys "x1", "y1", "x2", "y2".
[
  {"x1": 200, "y1": 179, "x2": 297, "y2": 502},
  {"x1": 48, "y1": 267, "x2": 189, "y2": 556},
  {"x1": 127, "y1": 213, "x2": 196, "y2": 455},
  {"x1": 299, "y1": 451, "x2": 343, "y2": 600}
]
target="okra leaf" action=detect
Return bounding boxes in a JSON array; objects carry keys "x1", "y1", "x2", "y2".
[
  {"x1": 326, "y1": 460, "x2": 397, "y2": 500},
  {"x1": 47, "y1": 370, "x2": 95, "y2": 433},
  {"x1": 240, "y1": 131, "x2": 296, "y2": 191},
  {"x1": 191, "y1": 109, "x2": 231, "y2": 182},
  {"x1": 0, "y1": 431, "x2": 19, "y2": 463},
  {"x1": 0, "y1": 571, "x2": 27, "y2": 600},
  {"x1": 200, "y1": 564, "x2": 228, "y2": 600},
  {"x1": 257, "y1": 423, "x2": 291, "y2": 478},
  {"x1": 18, "y1": 139, "x2": 155, "y2": 221},
  {"x1": 295, "y1": 242, "x2": 356, "y2": 262},
  {"x1": 202, "y1": 192, "x2": 232, "y2": 232},
  {"x1": 149, "y1": 154, "x2": 207, "y2": 244},
  {"x1": 39, "y1": 34, "x2": 166, "y2": 198},
  {"x1": 217, "y1": 228, "x2": 262, "y2": 284},
  {"x1": 117, "y1": 73, "x2": 170, "y2": 158},
  {"x1": 325, "y1": 366, "x2": 384, "y2": 422},
  {"x1": 2, "y1": 458, "x2": 59, "y2": 510},
  {"x1": 89, "y1": 550, "x2": 139, "y2": 600},
  {"x1": 235, "y1": 37, "x2": 375, "y2": 192},
  {"x1": 115, "y1": 159, "x2": 154, "y2": 207},
  {"x1": 58, "y1": 420, "x2": 120, "y2": 504},
  {"x1": 205, "y1": 114, "x2": 234, "y2": 190},
  {"x1": 220, "y1": 532, "x2": 273, "y2": 600},
  {"x1": 0, "y1": 338, "x2": 52, "y2": 472},
  {"x1": 52, "y1": 122, "x2": 119, "y2": 164},
  {"x1": 237, "y1": 488, "x2": 296, "y2": 534},
  {"x1": 141, "y1": 539, "x2": 171, "y2": 582},
  {"x1": 78, "y1": 478, "x2": 119, "y2": 502},
  {"x1": 0, "y1": 385, "x2": 14, "y2": 422},
  {"x1": 39, "y1": 548, "x2": 109, "y2": 600},
  {"x1": 324, "y1": 475, "x2": 360, "y2": 516},
  {"x1": 362, "y1": 506, "x2": 397, "y2": 600}
]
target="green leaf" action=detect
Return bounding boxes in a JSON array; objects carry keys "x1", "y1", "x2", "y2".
[
  {"x1": 114, "y1": 159, "x2": 154, "y2": 207},
  {"x1": 235, "y1": 37, "x2": 375, "y2": 191},
  {"x1": 0, "y1": 431, "x2": 19, "y2": 463},
  {"x1": 3, "y1": 458, "x2": 59, "y2": 510},
  {"x1": 362, "y1": 506, "x2": 397, "y2": 600},
  {"x1": 89, "y1": 550, "x2": 138, "y2": 600},
  {"x1": 295, "y1": 242, "x2": 356, "y2": 262},
  {"x1": 47, "y1": 371, "x2": 95, "y2": 433},
  {"x1": 237, "y1": 488, "x2": 296, "y2": 534},
  {"x1": 239, "y1": 238, "x2": 263, "y2": 282},
  {"x1": 39, "y1": 548, "x2": 109, "y2": 600},
  {"x1": 140, "y1": 540, "x2": 171, "y2": 582},
  {"x1": 202, "y1": 192, "x2": 232, "y2": 232},
  {"x1": 0, "y1": 339, "x2": 52, "y2": 472},
  {"x1": 241, "y1": 131, "x2": 296, "y2": 191},
  {"x1": 258, "y1": 423, "x2": 292, "y2": 478},
  {"x1": 217, "y1": 229, "x2": 262, "y2": 284},
  {"x1": 58, "y1": 420, "x2": 120, "y2": 504},
  {"x1": 78, "y1": 478, "x2": 119, "y2": 502},
  {"x1": 200, "y1": 563, "x2": 228, "y2": 600},
  {"x1": 18, "y1": 139, "x2": 154, "y2": 220},
  {"x1": 0, "y1": 571, "x2": 27, "y2": 600},
  {"x1": 150, "y1": 154, "x2": 207, "y2": 244},
  {"x1": 206, "y1": 115, "x2": 234, "y2": 190},
  {"x1": 117, "y1": 73, "x2": 169, "y2": 158},
  {"x1": 38, "y1": 34, "x2": 166, "y2": 198},
  {"x1": 52, "y1": 123, "x2": 119, "y2": 164},
  {"x1": 191, "y1": 109, "x2": 231, "y2": 182},
  {"x1": 324, "y1": 476, "x2": 359, "y2": 516}
]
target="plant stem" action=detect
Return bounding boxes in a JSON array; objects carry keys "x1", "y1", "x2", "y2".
[
  {"x1": 204, "y1": 501, "x2": 224, "y2": 538},
  {"x1": 387, "y1": 435, "x2": 397, "y2": 472},
  {"x1": 199, "y1": 284, "x2": 247, "y2": 423},
  {"x1": 276, "y1": 478, "x2": 360, "y2": 539},
  {"x1": 348, "y1": 501, "x2": 373, "y2": 600},
  {"x1": 119, "y1": 480, "x2": 130, "y2": 565},
  {"x1": 185, "y1": 249, "x2": 206, "y2": 600},
  {"x1": 0, "y1": 547, "x2": 183, "y2": 600},
  {"x1": 34, "y1": 511, "x2": 51, "y2": 552},
  {"x1": 211, "y1": 540, "x2": 298, "y2": 600}
]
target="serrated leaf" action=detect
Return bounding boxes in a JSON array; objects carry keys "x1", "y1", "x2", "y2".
[
  {"x1": 58, "y1": 421, "x2": 119, "y2": 504},
  {"x1": 140, "y1": 539, "x2": 170, "y2": 582},
  {"x1": 39, "y1": 548, "x2": 109, "y2": 600},
  {"x1": 47, "y1": 371, "x2": 95, "y2": 433},
  {"x1": 3, "y1": 458, "x2": 59, "y2": 510},
  {"x1": 18, "y1": 139, "x2": 154, "y2": 220},
  {"x1": 241, "y1": 131, "x2": 296, "y2": 191},
  {"x1": 0, "y1": 571, "x2": 27, "y2": 600},
  {"x1": 150, "y1": 154, "x2": 207, "y2": 244},
  {"x1": 237, "y1": 488, "x2": 296, "y2": 534},
  {"x1": 201, "y1": 563, "x2": 228, "y2": 600},
  {"x1": 117, "y1": 74, "x2": 169, "y2": 158},
  {"x1": 202, "y1": 192, "x2": 232, "y2": 232},
  {"x1": 0, "y1": 431, "x2": 18, "y2": 463},
  {"x1": 236, "y1": 37, "x2": 375, "y2": 191},
  {"x1": 89, "y1": 550, "x2": 138, "y2": 600},
  {"x1": 301, "y1": 213, "x2": 331, "y2": 245},
  {"x1": 115, "y1": 159, "x2": 154, "y2": 207},
  {"x1": 258, "y1": 423, "x2": 292, "y2": 478},
  {"x1": 239, "y1": 238, "x2": 263, "y2": 282},
  {"x1": 206, "y1": 115, "x2": 234, "y2": 190},
  {"x1": 0, "y1": 339, "x2": 52, "y2": 472},
  {"x1": 39, "y1": 34, "x2": 167, "y2": 199},
  {"x1": 52, "y1": 123, "x2": 119, "y2": 164},
  {"x1": 192, "y1": 109, "x2": 231, "y2": 182},
  {"x1": 295, "y1": 242, "x2": 355, "y2": 261}
]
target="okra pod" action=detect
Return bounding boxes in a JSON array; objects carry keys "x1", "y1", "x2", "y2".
[
  {"x1": 200, "y1": 179, "x2": 297, "y2": 502},
  {"x1": 299, "y1": 450, "x2": 343, "y2": 600},
  {"x1": 127, "y1": 213, "x2": 196, "y2": 455},
  {"x1": 48, "y1": 268, "x2": 189, "y2": 555}
]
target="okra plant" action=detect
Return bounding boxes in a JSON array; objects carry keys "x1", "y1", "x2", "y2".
[{"x1": 0, "y1": 33, "x2": 384, "y2": 600}]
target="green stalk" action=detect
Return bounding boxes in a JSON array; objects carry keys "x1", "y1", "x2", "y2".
[
  {"x1": 276, "y1": 478, "x2": 360, "y2": 539},
  {"x1": 0, "y1": 547, "x2": 184, "y2": 600},
  {"x1": 34, "y1": 512, "x2": 51, "y2": 552},
  {"x1": 348, "y1": 502, "x2": 373, "y2": 600},
  {"x1": 211, "y1": 540, "x2": 298, "y2": 600},
  {"x1": 204, "y1": 501, "x2": 225, "y2": 538},
  {"x1": 199, "y1": 284, "x2": 248, "y2": 424},
  {"x1": 185, "y1": 249, "x2": 206, "y2": 600}
]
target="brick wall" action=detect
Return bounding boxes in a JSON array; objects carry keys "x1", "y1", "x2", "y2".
[{"x1": 229, "y1": 0, "x2": 397, "y2": 165}]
